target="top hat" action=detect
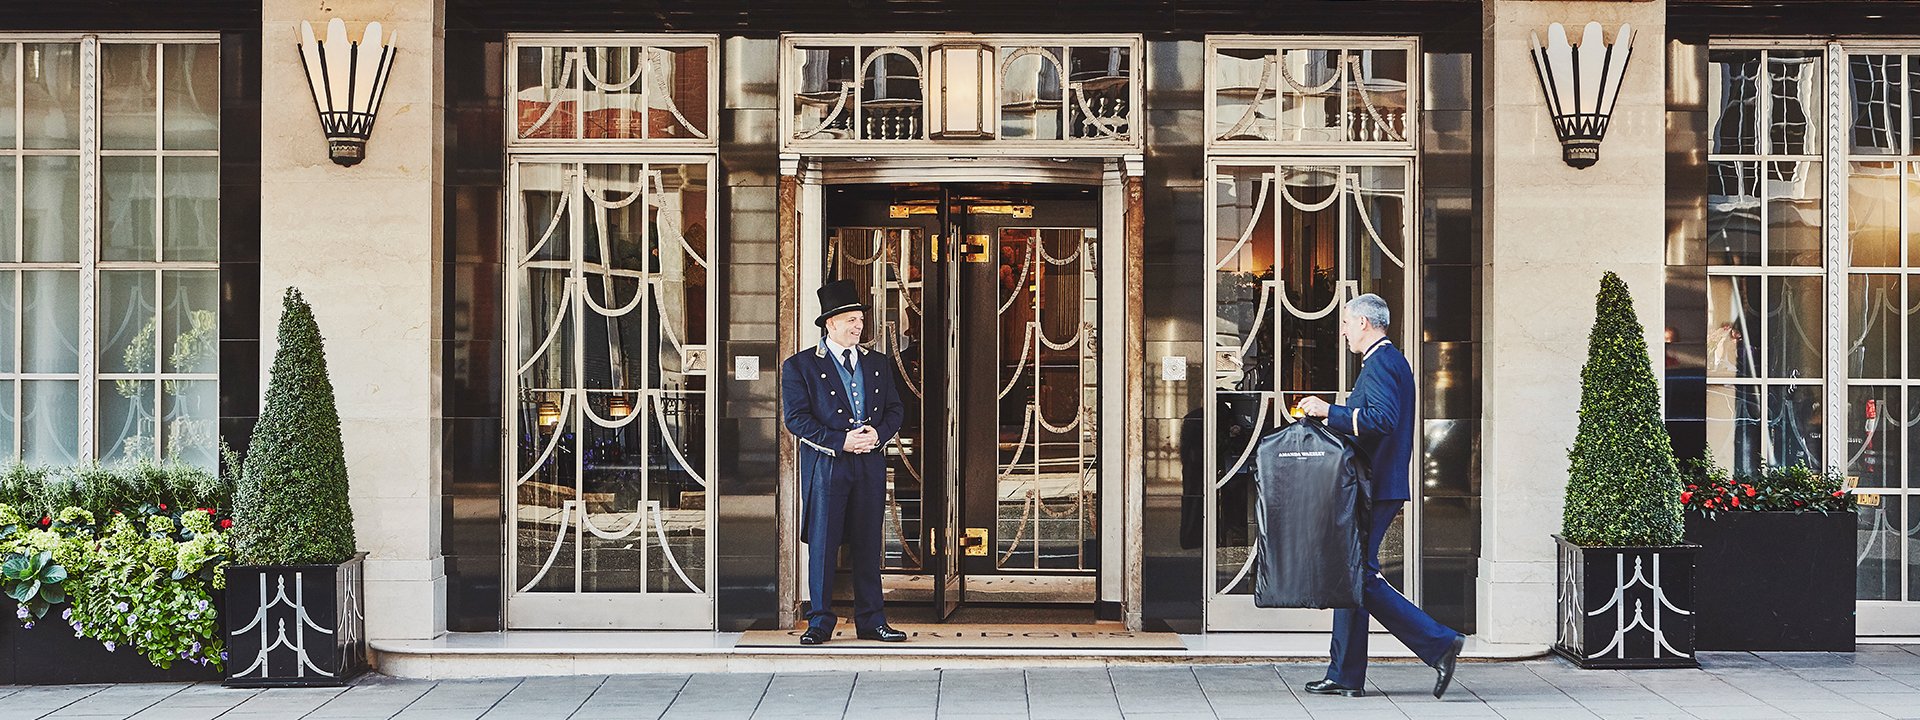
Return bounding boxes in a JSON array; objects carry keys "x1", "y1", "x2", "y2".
[{"x1": 815, "y1": 280, "x2": 868, "y2": 327}]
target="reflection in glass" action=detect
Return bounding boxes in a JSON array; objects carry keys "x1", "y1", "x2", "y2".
[
  {"x1": 1850, "y1": 162, "x2": 1900, "y2": 267},
  {"x1": 1850, "y1": 274, "x2": 1900, "y2": 379},
  {"x1": 162, "y1": 270, "x2": 218, "y2": 374},
  {"x1": 160, "y1": 379, "x2": 216, "y2": 469},
  {"x1": 1767, "y1": 276, "x2": 1822, "y2": 379},
  {"x1": 1850, "y1": 54, "x2": 1902, "y2": 155},
  {"x1": 0, "y1": 45, "x2": 14, "y2": 147},
  {"x1": 22, "y1": 271, "x2": 77, "y2": 374},
  {"x1": 22, "y1": 380, "x2": 75, "y2": 466},
  {"x1": 163, "y1": 157, "x2": 219, "y2": 262},
  {"x1": 22, "y1": 43, "x2": 80, "y2": 150},
  {"x1": 1066, "y1": 46, "x2": 1129, "y2": 140},
  {"x1": 1847, "y1": 385, "x2": 1902, "y2": 490},
  {"x1": 98, "y1": 270, "x2": 156, "y2": 373},
  {"x1": 1766, "y1": 161, "x2": 1821, "y2": 265},
  {"x1": 994, "y1": 228, "x2": 1098, "y2": 570},
  {"x1": 1002, "y1": 48, "x2": 1064, "y2": 141},
  {"x1": 1709, "y1": 50, "x2": 1760, "y2": 155},
  {"x1": 0, "y1": 158, "x2": 15, "y2": 262},
  {"x1": 1213, "y1": 48, "x2": 1273, "y2": 142},
  {"x1": 1859, "y1": 499, "x2": 1902, "y2": 600},
  {"x1": 100, "y1": 43, "x2": 157, "y2": 150},
  {"x1": 514, "y1": 43, "x2": 709, "y2": 142},
  {"x1": 102, "y1": 157, "x2": 157, "y2": 262},
  {"x1": 0, "y1": 273, "x2": 14, "y2": 373},
  {"x1": 162, "y1": 44, "x2": 220, "y2": 150},
  {"x1": 1769, "y1": 51, "x2": 1822, "y2": 156},
  {"x1": 1706, "y1": 275, "x2": 1761, "y2": 379},
  {"x1": 23, "y1": 156, "x2": 78, "y2": 263},
  {"x1": 513, "y1": 160, "x2": 709, "y2": 598},
  {"x1": 1708, "y1": 161, "x2": 1761, "y2": 265},
  {"x1": 98, "y1": 379, "x2": 153, "y2": 463},
  {"x1": 1909, "y1": 497, "x2": 1920, "y2": 601},
  {"x1": 1706, "y1": 384, "x2": 1764, "y2": 476},
  {"x1": 1768, "y1": 384, "x2": 1821, "y2": 469}
]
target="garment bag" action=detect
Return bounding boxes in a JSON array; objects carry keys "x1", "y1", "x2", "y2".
[{"x1": 1252, "y1": 417, "x2": 1371, "y2": 609}]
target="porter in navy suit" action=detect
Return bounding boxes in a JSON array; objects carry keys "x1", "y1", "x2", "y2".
[
  {"x1": 782, "y1": 281, "x2": 907, "y2": 645},
  {"x1": 1296, "y1": 293, "x2": 1465, "y2": 699}
]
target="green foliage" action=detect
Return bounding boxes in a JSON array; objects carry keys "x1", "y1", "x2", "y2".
[
  {"x1": 0, "y1": 502, "x2": 227, "y2": 669},
  {"x1": 232, "y1": 288, "x2": 356, "y2": 566},
  {"x1": 0, "y1": 459, "x2": 233, "y2": 524},
  {"x1": 2, "y1": 550, "x2": 67, "y2": 620},
  {"x1": 1681, "y1": 460, "x2": 1857, "y2": 519},
  {"x1": 1563, "y1": 272, "x2": 1686, "y2": 547}
]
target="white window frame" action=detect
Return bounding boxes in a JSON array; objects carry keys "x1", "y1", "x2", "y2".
[{"x1": 0, "y1": 33, "x2": 221, "y2": 467}]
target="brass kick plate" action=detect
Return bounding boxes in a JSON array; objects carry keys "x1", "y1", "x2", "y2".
[{"x1": 963, "y1": 527, "x2": 989, "y2": 556}]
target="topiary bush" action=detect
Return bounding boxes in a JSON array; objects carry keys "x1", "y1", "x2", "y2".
[
  {"x1": 1562, "y1": 271, "x2": 1685, "y2": 547},
  {"x1": 231, "y1": 288, "x2": 355, "y2": 565}
]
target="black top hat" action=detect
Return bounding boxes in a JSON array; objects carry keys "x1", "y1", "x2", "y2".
[{"x1": 815, "y1": 280, "x2": 867, "y2": 327}]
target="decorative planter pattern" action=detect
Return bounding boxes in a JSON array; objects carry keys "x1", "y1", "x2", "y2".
[
  {"x1": 0, "y1": 597, "x2": 223, "y2": 684},
  {"x1": 1552, "y1": 535, "x2": 1698, "y2": 669},
  {"x1": 1685, "y1": 510, "x2": 1855, "y2": 651},
  {"x1": 223, "y1": 553, "x2": 367, "y2": 687}
]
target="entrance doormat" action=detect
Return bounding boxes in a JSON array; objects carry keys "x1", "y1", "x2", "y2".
[{"x1": 736, "y1": 624, "x2": 1186, "y2": 649}]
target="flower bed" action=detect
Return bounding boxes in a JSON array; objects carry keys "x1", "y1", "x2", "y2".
[
  {"x1": 1680, "y1": 463, "x2": 1856, "y2": 651},
  {"x1": 0, "y1": 460, "x2": 234, "y2": 682}
]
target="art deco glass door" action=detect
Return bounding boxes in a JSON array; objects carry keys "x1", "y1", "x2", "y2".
[
  {"x1": 507, "y1": 158, "x2": 715, "y2": 628},
  {"x1": 1205, "y1": 160, "x2": 1414, "y2": 630}
]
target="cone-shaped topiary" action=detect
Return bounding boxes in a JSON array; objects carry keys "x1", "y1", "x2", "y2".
[
  {"x1": 1562, "y1": 272, "x2": 1685, "y2": 547},
  {"x1": 232, "y1": 288, "x2": 356, "y2": 565}
]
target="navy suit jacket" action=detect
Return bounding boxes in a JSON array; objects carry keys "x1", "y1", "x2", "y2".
[
  {"x1": 781, "y1": 343, "x2": 905, "y2": 543},
  {"x1": 1325, "y1": 338, "x2": 1415, "y2": 502}
]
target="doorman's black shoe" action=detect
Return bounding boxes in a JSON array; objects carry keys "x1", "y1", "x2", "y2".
[
  {"x1": 856, "y1": 624, "x2": 908, "y2": 642},
  {"x1": 799, "y1": 626, "x2": 832, "y2": 645},
  {"x1": 1304, "y1": 679, "x2": 1365, "y2": 698},
  {"x1": 1433, "y1": 633, "x2": 1466, "y2": 699}
]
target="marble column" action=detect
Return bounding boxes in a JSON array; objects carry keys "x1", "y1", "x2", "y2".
[
  {"x1": 260, "y1": 0, "x2": 447, "y2": 640},
  {"x1": 1479, "y1": 0, "x2": 1668, "y2": 646}
]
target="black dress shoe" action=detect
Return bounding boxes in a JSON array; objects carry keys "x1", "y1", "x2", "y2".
[
  {"x1": 1304, "y1": 679, "x2": 1365, "y2": 697},
  {"x1": 1433, "y1": 633, "x2": 1466, "y2": 699},
  {"x1": 856, "y1": 624, "x2": 907, "y2": 642},
  {"x1": 799, "y1": 627, "x2": 832, "y2": 645}
]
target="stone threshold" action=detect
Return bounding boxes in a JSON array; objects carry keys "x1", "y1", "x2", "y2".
[{"x1": 371, "y1": 631, "x2": 1548, "y2": 679}]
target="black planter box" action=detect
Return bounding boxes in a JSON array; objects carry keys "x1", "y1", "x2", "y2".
[
  {"x1": 1685, "y1": 510, "x2": 1855, "y2": 651},
  {"x1": 223, "y1": 553, "x2": 368, "y2": 687},
  {"x1": 0, "y1": 597, "x2": 224, "y2": 684},
  {"x1": 1552, "y1": 535, "x2": 1698, "y2": 669}
]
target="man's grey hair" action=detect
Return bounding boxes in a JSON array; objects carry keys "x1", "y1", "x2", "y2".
[{"x1": 1348, "y1": 293, "x2": 1391, "y2": 329}]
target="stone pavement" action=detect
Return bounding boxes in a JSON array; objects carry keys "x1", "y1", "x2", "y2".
[{"x1": 4, "y1": 647, "x2": 1920, "y2": 720}]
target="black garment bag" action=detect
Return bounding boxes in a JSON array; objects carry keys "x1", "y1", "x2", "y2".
[{"x1": 1252, "y1": 417, "x2": 1372, "y2": 609}]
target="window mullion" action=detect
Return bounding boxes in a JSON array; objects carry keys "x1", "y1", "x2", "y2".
[
  {"x1": 78, "y1": 35, "x2": 98, "y2": 462},
  {"x1": 1825, "y1": 41, "x2": 1850, "y2": 475}
]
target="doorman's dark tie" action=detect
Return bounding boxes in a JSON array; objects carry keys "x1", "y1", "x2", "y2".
[{"x1": 842, "y1": 349, "x2": 856, "y2": 375}]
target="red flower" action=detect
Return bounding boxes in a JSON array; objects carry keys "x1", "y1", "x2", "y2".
[
  {"x1": 38, "y1": 516, "x2": 50, "y2": 526},
  {"x1": 1687, "y1": 484, "x2": 1698, "y2": 491},
  {"x1": 1730, "y1": 495, "x2": 1740, "y2": 508},
  {"x1": 1794, "y1": 500, "x2": 1805, "y2": 507},
  {"x1": 1742, "y1": 484, "x2": 1755, "y2": 497},
  {"x1": 1681, "y1": 491, "x2": 1694, "y2": 504},
  {"x1": 157, "y1": 503, "x2": 167, "y2": 511},
  {"x1": 219, "y1": 518, "x2": 233, "y2": 530},
  {"x1": 1705, "y1": 499, "x2": 1717, "y2": 508},
  {"x1": 202, "y1": 508, "x2": 216, "y2": 515},
  {"x1": 1833, "y1": 490, "x2": 1846, "y2": 498}
]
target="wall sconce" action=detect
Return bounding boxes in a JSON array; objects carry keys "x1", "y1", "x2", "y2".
[
  {"x1": 298, "y1": 18, "x2": 398, "y2": 167},
  {"x1": 927, "y1": 42, "x2": 995, "y2": 140},
  {"x1": 606, "y1": 393, "x2": 634, "y2": 420},
  {"x1": 1528, "y1": 21, "x2": 1634, "y2": 169}
]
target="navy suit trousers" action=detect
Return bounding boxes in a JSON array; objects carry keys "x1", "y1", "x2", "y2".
[
  {"x1": 805, "y1": 458, "x2": 888, "y2": 633},
  {"x1": 1328, "y1": 500, "x2": 1460, "y2": 688}
]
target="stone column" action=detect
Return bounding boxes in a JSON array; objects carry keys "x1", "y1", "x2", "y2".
[
  {"x1": 1479, "y1": 0, "x2": 1667, "y2": 646},
  {"x1": 260, "y1": 0, "x2": 447, "y2": 640}
]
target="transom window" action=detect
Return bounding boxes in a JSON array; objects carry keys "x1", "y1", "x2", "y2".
[
  {"x1": 0, "y1": 36, "x2": 220, "y2": 469},
  {"x1": 508, "y1": 36, "x2": 717, "y2": 150},
  {"x1": 1207, "y1": 38, "x2": 1417, "y2": 153}
]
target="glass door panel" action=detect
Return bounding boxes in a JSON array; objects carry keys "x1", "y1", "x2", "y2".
[{"x1": 508, "y1": 158, "x2": 715, "y2": 628}]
